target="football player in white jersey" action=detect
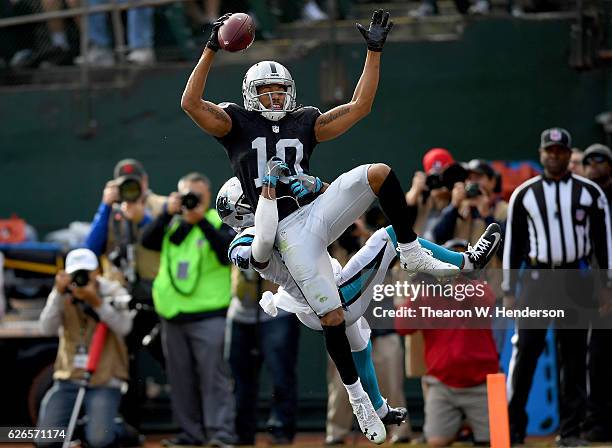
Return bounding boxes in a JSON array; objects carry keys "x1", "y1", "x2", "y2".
[{"x1": 216, "y1": 164, "x2": 502, "y2": 444}]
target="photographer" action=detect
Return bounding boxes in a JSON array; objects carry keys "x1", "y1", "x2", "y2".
[
  {"x1": 37, "y1": 248, "x2": 133, "y2": 448},
  {"x1": 86, "y1": 159, "x2": 165, "y2": 291},
  {"x1": 406, "y1": 148, "x2": 459, "y2": 240},
  {"x1": 432, "y1": 159, "x2": 507, "y2": 246},
  {"x1": 141, "y1": 172, "x2": 236, "y2": 447},
  {"x1": 85, "y1": 159, "x2": 166, "y2": 438}
]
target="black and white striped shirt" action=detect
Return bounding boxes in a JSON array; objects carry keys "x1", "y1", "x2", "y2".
[{"x1": 502, "y1": 172, "x2": 612, "y2": 293}]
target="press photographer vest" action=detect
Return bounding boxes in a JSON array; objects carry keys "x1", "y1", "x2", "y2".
[{"x1": 153, "y1": 209, "x2": 231, "y2": 320}]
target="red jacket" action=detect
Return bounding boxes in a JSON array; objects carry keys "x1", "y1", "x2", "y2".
[{"x1": 395, "y1": 278, "x2": 499, "y2": 388}]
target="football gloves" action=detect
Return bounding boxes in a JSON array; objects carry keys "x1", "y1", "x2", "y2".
[
  {"x1": 288, "y1": 173, "x2": 323, "y2": 200},
  {"x1": 205, "y1": 13, "x2": 232, "y2": 52},
  {"x1": 263, "y1": 157, "x2": 291, "y2": 188},
  {"x1": 356, "y1": 9, "x2": 393, "y2": 52}
]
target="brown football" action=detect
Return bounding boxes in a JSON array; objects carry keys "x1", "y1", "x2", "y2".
[{"x1": 218, "y1": 13, "x2": 255, "y2": 52}]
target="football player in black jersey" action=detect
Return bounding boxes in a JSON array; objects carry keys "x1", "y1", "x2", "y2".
[{"x1": 181, "y1": 10, "x2": 459, "y2": 444}]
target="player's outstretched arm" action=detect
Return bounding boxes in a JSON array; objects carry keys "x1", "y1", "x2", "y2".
[
  {"x1": 251, "y1": 158, "x2": 290, "y2": 268},
  {"x1": 181, "y1": 14, "x2": 233, "y2": 138},
  {"x1": 314, "y1": 9, "x2": 393, "y2": 143}
]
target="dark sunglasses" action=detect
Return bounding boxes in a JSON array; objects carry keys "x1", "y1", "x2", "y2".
[{"x1": 583, "y1": 155, "x2": 609, "y2": 165}]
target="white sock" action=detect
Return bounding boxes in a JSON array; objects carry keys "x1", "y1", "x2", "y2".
[
  {"x1": 375, "y1": 402, "x2": 389, "y2": 418},
  {"x1": 462, "y1": 253, "x2": 474, "y2": 270},
  {"x1": 344, "y1": 379, "x2": 366, "y2": 401},
  {"x1": 398, "y1": 240, "x2": 419, "y2": 253},
  {"x1": 51, "y1": 31, "x2": 69, "y2": 50}
]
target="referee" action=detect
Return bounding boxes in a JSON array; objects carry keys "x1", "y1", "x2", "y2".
[{"x1": 502, "y1": 128, "x2": 612, "y2": 447}]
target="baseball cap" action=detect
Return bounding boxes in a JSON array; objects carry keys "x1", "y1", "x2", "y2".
[
  {"x1": 65, "y1": 248, "x2": 99, "y2": 274},
  {"x1": 113, "y1": 159, "x2": 146, "y2": 179},
  {"x1": 422, "y1": 148, "x2": 455, "y2": 174},
  {"x1": 466, "y1": 159, "x2": 496, "y2": 178},
  {"x1": 540, "y1": 127, "x2": 572, "y2": 150},
  {"x1": 583, "y1": 143, "x2": 612, "y2": 164}
]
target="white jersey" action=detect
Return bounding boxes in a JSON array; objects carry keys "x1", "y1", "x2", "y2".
[
  {"x1": 228, "y1": 225, "x2": 399, "y2": 329},
  {"x1": 229, "y1": 226, "x2": 338, "y2": 314}
]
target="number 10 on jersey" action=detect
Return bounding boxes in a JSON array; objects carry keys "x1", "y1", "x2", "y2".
[{"x1": 252, "y1": 137, "x2": 305, "y2": 188}]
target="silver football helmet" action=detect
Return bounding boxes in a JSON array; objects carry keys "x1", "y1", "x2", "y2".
[
  {"x1": 216, "y1": 177, "x2": 254, "y2": 229},
  {"x1": 242, "y1": 60, "x2": 296, "y2": 121}
]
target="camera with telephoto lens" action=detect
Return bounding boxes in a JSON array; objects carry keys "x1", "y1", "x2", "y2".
[
  {"x1": 425, "y1": 163, "x2": 469, "y2": 191},
  {"x1": 117, "y1": 175, "x2": 142, "y2": 203},
  {"x1": 465, "y1": 182, "x2": 482, "y2": 198},
  {"x1": 71, "y1": 269, "x2": 91, "y2": 287},
  {"x1": 181, "y1": 191, "x2": 201, "y2": 210}
]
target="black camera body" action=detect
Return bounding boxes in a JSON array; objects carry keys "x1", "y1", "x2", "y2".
[
  {"x1": 465, "y1": 182, "x2": 482, "y2": 199},
  {"x1": 71, "y1": 269, "x2": 90, "y2": 287},
  {"x1": 425, "y1": 163, "x2": 469, "y2": 191},
  {"x1": 181, "y1": 191, "x2": 201, "y2": 210},
  {"x1": 118, "y1": 175, "x2": 142, "y2": 203}
]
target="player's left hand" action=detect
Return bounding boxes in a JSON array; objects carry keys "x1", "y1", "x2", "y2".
[
  {"x1": 356, "y1": 9, "x2": 393, "y2": 52},
  {"x1": 288, "y1": 173, "x2": 323, "y2": 199}
]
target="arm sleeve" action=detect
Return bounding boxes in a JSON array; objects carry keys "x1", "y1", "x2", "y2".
[
  {"x1": 197, "y1": 220, "x2": 235, "y2": 265},
  {"x1": 502, "y1": 188, "x2": 529, "y2": 294},
  {"x1": 432, "y1": 204, "x2": 460, "y2": 244},
  {"x1": 39, "y1": 289, "x2": 66, "y2": 336},
  {"x1": 588, "y1": 185, "x2": 612, "y2": 270},
  {"x1": 95, "y1": 285, "x2": 134, "y2": 337},
  {"x1": 85, "y1": 202, "x2": 112, "y2": 256},
  {"x1": 140, "y1": 211, "x2": 174, "y2": 251},
  {"x1": 252, "y1": 196, "x2": 278, "y2": 264}
]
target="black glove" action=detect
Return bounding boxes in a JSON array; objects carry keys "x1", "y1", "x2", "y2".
[
  {"x1": 205, "y1": 13, "x2": 232, "y2": 52},
  {"x1": 356, "y1": 9, "x2": 393, "y2": 52}
]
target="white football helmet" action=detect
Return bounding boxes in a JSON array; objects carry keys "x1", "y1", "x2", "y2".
[
  {"x1": 242, "y1": 60, "x2": 296, "y2": 121},
  {"x1": 216, "y1": 177, "x2": 254, "y2": 229}
]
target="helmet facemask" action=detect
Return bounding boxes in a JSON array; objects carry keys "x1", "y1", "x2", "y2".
[
  {"x1": 216, "y1": 177, "x2": 255, "y2": 230},
  {"x1": 242, "y1": 61, "x2": 297, "y2": 121}
]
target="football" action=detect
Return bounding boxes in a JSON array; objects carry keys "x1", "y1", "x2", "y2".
[{"x1": 218, "y1": 13, "x2": 255, "y2": 52}]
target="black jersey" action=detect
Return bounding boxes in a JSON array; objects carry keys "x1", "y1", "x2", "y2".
[{"x1": 215, "y1": 102, "x2": 322, "y2": 221}]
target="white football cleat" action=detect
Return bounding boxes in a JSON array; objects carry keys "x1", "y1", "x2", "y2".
[
  {"x1": 399, "y1": 244, "x2": 459, "y2": 278},
  {"x1": 350, "y1": 394, "x2": 386, "y2": 444}
]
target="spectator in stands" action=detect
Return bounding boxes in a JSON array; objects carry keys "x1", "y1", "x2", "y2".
[
  {"x1": 37, "y1": 248, "x2": 133, "y2": 448},
  {"x1": 410, "y1": 0, "x2": 490, "y2": 18},
  {"x1": 581, "y1": 143, "x2": 612, "y2": 443},
  {"x1": 76, "y1": 0, "x2": 155, "y2": 66},
  {"x1": 228, "y1": 267, "x2": 299, "y2": 445},
  {"x1": 183, "y1": 0, "x2": 219, "y2": 32},
  {"x1": 405, "y1": 148, "x2": 455, "y2": 240},
  {"x1": 141, "y1": 172, "x2": 236, "y2": 447},
  {"x1": 569, "y1": 148, "x2": 585, "y2": 176},
  {"x1": 395, "y1": 241, "x2": 499, "y2": 447}
]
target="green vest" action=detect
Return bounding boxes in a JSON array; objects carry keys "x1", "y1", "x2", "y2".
[{"x1": 153, "y1": 209, "x2": 231, "y2": 319}]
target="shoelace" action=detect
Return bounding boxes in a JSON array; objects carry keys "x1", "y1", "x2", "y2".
[
  {"x1": 468, "y1": 238, "x2": 492, "y2": 259},
  {"x1": 352, "y1": 400, "x2": 377, "y2": 428}
]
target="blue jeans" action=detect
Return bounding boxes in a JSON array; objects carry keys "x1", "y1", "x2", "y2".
[
  {"x1": 37, "y1": 380, "x2": 122, "y2": 448},
  {"x1": 228, "y1": 315, "x2": 299, "y2": 444},
  {"x1": 87, "y1": 0, "x2": 153, "y2": 49}
]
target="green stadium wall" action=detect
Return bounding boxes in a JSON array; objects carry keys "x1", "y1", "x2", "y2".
[{"x1": 0, "y1": 16, "x2": 610, "y2": 429}]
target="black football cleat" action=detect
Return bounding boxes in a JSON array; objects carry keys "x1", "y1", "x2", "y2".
[
  {"x1": 465, "y1": 223, "x2": 502, "y2": 271},
  {"x1": 381, "y1": 404, "x2": 408, "y2": 426}
]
